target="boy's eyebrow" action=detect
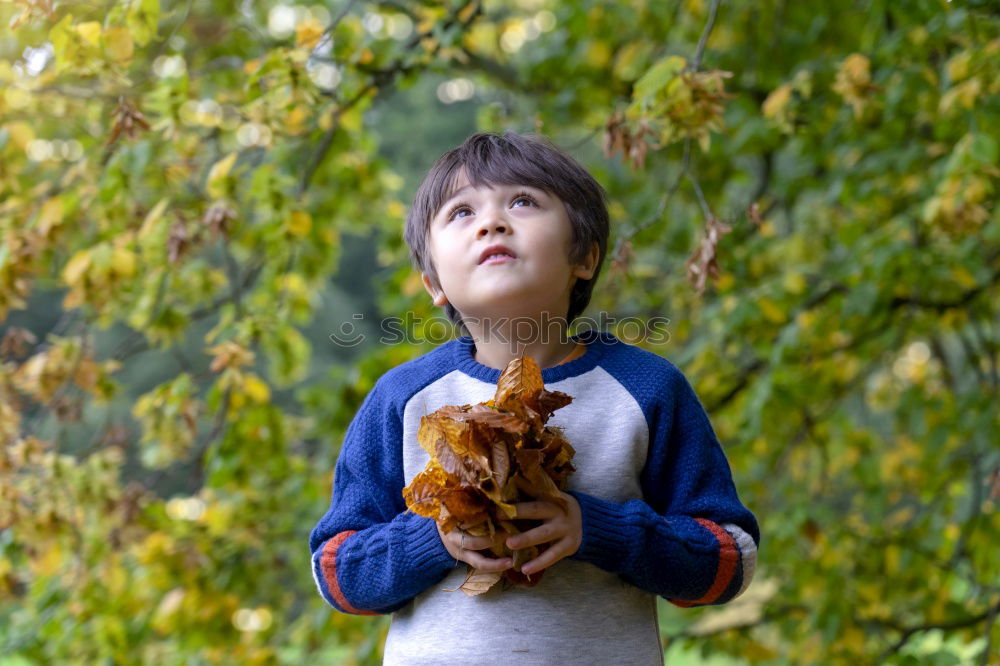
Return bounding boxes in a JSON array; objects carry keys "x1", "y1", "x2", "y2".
[{"x1": 441, "y1": 183, "x2": 545, "y2": 208}]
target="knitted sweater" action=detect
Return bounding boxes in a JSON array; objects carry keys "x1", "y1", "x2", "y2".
[{"x1": 309, "y1": 329, "x2": 760, "y2": 664}]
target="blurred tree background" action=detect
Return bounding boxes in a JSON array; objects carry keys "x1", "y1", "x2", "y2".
[{"x1": 1, "y1": 0, "x2": 998, "y2": 663}]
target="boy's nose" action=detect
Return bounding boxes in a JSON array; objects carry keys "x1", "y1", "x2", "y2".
[{"x1": 476, "y1": 211, "x2": 511, "y2": 237}]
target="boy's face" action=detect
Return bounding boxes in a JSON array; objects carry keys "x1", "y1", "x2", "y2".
[{"x1": 421, "y1": 170, "x2": 598, "y2": 325}]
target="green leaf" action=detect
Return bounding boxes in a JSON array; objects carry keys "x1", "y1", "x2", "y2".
[
  {"x1": 969, "y1": 133, "x2": 998, "y2": 165},
  {"x1": 127, "y1": 0, "x2": 160, "y2": 46},
  {"x1": 631, "y1": 55, "x2": 686, "y2": 101}
]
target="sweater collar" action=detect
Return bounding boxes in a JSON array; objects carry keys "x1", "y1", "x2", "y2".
[{"x1": 452, "y1": 328, "x2": 617, "y2": 384}]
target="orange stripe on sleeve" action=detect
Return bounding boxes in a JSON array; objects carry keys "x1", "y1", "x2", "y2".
[
  {"x1": 670, "y1": 518, "x2": 739, "y2": 607},
  {"x1": 320, "y1": 530, "x2": 378, "y2": 616}
]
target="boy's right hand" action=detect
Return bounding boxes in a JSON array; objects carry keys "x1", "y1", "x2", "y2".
[{"x1": 436, "y1": 523, "x2": 513, "y2": 572}]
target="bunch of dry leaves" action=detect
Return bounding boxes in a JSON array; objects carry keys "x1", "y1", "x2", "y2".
[{"x1": 402, "y1": 355, "x2": 576, "y2": 596}]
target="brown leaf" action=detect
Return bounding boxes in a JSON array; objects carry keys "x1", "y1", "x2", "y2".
[
  {"x1": 401, "y1": 462, "x2": 455, "y2": 519},
  {"x1": 402, "y1": 353, "x2": 576, "y2": 595},
  {"x1": 528, "y1": 388, "x2": 573, "y2": 423},
  {"x1": 458, "y1": 568, "x2": 504, "y2": 597},
  {"x1": 512, "y1": 448, "x2": 567, "y2": 511},
  {"x1": 202, "y1": 204, "x2": 236, "y2": 240},
  {"x1": 684, "y1": 215, "x2": 733, "y2": 295},
  {"x1": 441, "y1": 487, "x2": 489, "y2": 524},
  {"x1": 107, "y1": 97, "x2": 151, "y2": 148},
  {"x1": 0, "y1": 326, "x2": 37, "y2": 359},
  {"x1": 494, "y1": 356, "x2": 544, "y2": 413},
  {"x1": 167, "y1": 220, "x2": 190, "y2": 265}
]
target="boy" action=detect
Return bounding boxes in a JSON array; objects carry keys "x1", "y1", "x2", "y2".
[{"x1": 309, "y1": 131, "x2": 760, "y2": 664}]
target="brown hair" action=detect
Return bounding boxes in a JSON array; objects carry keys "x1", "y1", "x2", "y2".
[{"x1": 403, "y1": 131, "x2": 610, "y2": 337}]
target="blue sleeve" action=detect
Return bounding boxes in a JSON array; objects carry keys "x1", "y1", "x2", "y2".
[
  {"x1": 308, "y1": 378, "x2": 457, "y2": 615},
  {"x1": 568, "y1": 366, "x2": 760, "y2": 606}
]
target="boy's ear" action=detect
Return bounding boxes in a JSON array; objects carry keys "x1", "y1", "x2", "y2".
[
  {"x1": 421, "y1": 272, "x2": 449, "y2": 307},
  {"x1": 571, "y1": 242, "x2": 601, "y2": 281}
]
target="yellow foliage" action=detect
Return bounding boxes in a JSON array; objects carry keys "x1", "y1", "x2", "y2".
[
  {"x1": 111, "y1": 247, "x2": 137, "y2": 278},
  {"x1": 295, "y1": 17, "x2": 325, "y2": 50},
  {"x1": 939, "y1": 77, "x2": 982, "y2": 113},
  {"x1": 139, "y1": 198, "x2": 170, "y2": 239},
  {"x1": 206, "y1": 341, "x2": 255, "y2": 372},
  {"x1": 762, "y1": 83, "x2": 792, "y2": 119},
  {"x1": 586, "y1": 41, "x2": 612, "y2": 68},
  {"x1": 62, "y1": 249, "x2": 91, "y2": 286},
  {"x1": 206, "y1": 152, "x2": 238, "y2": 199},
  {"x1": 951, "y1": 266, "x2": 977, "y2": 289},
  {"x1": 946, "y1": 51, "x2": 971, "y2": 82},
  {"x1": 833, "y1": 53, "x2": 875, "y2": 119},
  {"x1": 30, "y1": 544, "x2": 64, "y2": 576},
  {"x1": 783, "y1": 271, "x2": 806, "y2": 295},
  {"x1": 74, "y1": 21, "x2": 102, "y2": 46},
  {"x1": 757, "y1": 297, "x2": 785, "y2": 324},
  {"x1": 4, "y1": 121, "x2": 35, "y2": 150},
  {"x1": 286, "y1": 210, "x2": 312, "y2": 237},
  {"x1": 36, "y1": 196, "x2": 64, "y2": 236},
  {"x1": 242, "y1": 373, "x2": 271, "y2": 404},
  {"x1": 103, "y1": 26, "x2": 134, "y2": 61}
]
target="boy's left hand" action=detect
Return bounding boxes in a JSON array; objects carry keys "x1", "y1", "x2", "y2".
[{"x1": 505, "y1": 491, "x2": 582, "y2": 576}]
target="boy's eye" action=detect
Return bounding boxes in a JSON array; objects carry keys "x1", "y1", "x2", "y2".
[
  {"x1": 446, "y1": 192, "x2": 538, "y2": 222},
  {"x1": 511, "y1": 192, "x2": 538, "y2": 208}
]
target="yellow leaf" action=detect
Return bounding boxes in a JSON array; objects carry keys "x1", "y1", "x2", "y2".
[
  {"x1": 951, "y1": 266, "x2": 977, "y2": 289},
  {"x1": 206, "y1": 153, "x2": 238, "y2": 198},
  {"x1": 841, "y1": 625, "x2": 866, "y2": 652},
  {"x1": 243, "y1": 374, "x2": 270, "y2": 404},
  {"x1": 758, "y1": 297, "x2": 785, "y2": 324},
  {"x1": 946, "y1": 51, "x2": 971, "y2": 82},
  {"x1": 30, "y1": 545, "x2": 64, "y2": 576},
  {"x1": 4, "y1": 121, "x2": 35, "y2": 150},
  {"x1": 62, "y1": 249, "x2": 91, "y2": 286},
  {"x1": 295, "y1": 17, "x2": 324, "y2": 50},
  {"x1": 111, "y1": 248, "x2": 137, "y2": 277},
  {"x1": 842, "y1": 53, "x2": 871, "y2": 84},
  {"x1": 783, "y1": 271, "x2": 806, "y2": 295},
  {"x1": 387, "y1": 200, "x2": 405, "y2": 218},
  {"x1": 139, "y1": 198, "x2": 170, "y2": 239},
  {"x1": 762, "y1": 83, "x2": 792, "y2": 118},
  {"x1": 75, "y1": 21, "x2": 102, "y2": 46},
  {"x1": 885, "y1": 544, "x2": 900, "y2": 575},
  {"x1": 286, "y1": 210, "x2": 312, "y2": 237},
  {"x1": 586, "y1": 41, "x2": 611, "y2": 68},
  {"x1": 63, "y1": 287, "x2": 85, "y2": 309},
  {"x1": 37, "y1": 197, "x2": 64, "y2": 235},
  {"x1": 285, "y1": 105, "x2": 308, "y2": 135},
  {"x1": 103, "y1": 26, "x2": 134, "y2": 61}
]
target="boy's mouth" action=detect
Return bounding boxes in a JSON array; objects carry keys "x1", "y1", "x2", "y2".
[{"x1": 478, "y1": 244, "x2": 518, "y2": 264}]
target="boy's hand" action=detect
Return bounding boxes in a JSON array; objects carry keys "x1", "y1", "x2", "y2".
[
  {"x1": 505, "y1": 491, "x2": 582, "y2": 576},
  {"x1": 436, "y1": 522, "x2": 513, "y2": 572}
]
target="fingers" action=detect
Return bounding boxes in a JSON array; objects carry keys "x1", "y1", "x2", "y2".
[
  {"x1": 511, "y1": 500, "x2": 564, "y2": 520},
  {"x1": 462, "y1": 550, "x2": 513, "y2": 572},
  {"x1": 452, "y1": 530, "x2": 507, "y2": 552},
  {"x1": 519, "y1": 540, "x2": 568, "y2": 576},
  {"x1": 505, "y1": 522, "x2": 558, "y2": 550}
]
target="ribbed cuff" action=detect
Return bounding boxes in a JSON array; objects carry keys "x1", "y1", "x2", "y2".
[
  {"x1": 402, "y1": 512, "x2": 457, "y2": 574},
  {"x1": 567, "y1": 490, "x2": 635, "y2": 571}
]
